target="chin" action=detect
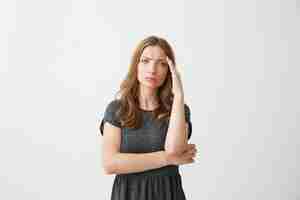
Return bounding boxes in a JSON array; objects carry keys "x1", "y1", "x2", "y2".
[{"x1": 142, "y1": 81, "x2": 160, "y2": 89}]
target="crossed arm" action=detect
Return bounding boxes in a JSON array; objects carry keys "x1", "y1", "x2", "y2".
[{"x1": 101, "y1": 97, "x2": 191, "y2": 175}]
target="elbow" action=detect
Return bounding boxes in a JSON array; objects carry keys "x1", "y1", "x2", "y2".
[
  {"x1": 103, "y1": 163, "x2": 116, "y2": 175},
  {"x1": 102, "y1": 152, "x2": 120, "y2": 175},
  {"x1": 102, "y1": 158, "x2": 117, "y2": 175},
  {"x1": 103, "y1": 167, "x2": 113, "y2": 175}
]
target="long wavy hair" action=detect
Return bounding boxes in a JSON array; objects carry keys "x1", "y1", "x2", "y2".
[{"x1": 114, "y1": 35, "x2": 176, "y2": 129}]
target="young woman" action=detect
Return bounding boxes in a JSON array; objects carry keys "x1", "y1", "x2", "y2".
[{"x1": 99, "y1": 35, "x2": 198, "y2": 200}]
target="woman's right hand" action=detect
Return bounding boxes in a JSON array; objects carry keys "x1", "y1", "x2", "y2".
[{"x1": 165, "y1": 144, "x2": 198, "y2": 166}]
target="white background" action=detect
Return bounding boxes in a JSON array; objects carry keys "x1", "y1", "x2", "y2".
[{"x1": 0, "y1": 0, "x2": 299, "y2": 199}]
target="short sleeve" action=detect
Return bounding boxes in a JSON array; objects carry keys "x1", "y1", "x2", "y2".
[
  {"x1": 99, "y1": 100, "x2": 122, "y2": 136},
  {"x1": 184, "y1": 104, "x2": 192, "y2": 140}
]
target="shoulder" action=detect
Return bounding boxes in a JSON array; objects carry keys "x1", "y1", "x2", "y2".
[
  {"x1": 184, "y1": 103, "x2": 191, "y2": 111},
  {"x1": 105, "y1": 99, "x2": 122, "y2": 112},
  {"x1": 100, "y1": 99, "x2": 122, "y2": 134}
]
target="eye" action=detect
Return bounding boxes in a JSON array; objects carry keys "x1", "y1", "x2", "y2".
[
  {"x1": 141, "y1": 59, "x2": 149, "y2": 64},
  {"x1": 161, "y1": 62, "x2": 168, "y2": 67}
]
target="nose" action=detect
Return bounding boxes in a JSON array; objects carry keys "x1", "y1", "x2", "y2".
[{"x1": 148, "y1": 62, "x2": 158, "y2": 73}]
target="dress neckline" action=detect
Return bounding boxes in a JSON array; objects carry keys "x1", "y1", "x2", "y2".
[{"x1": 138, "y1": 105, "x2": 160, "y2": 112}]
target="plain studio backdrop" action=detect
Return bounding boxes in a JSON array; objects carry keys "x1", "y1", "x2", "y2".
[{"x1": 1, "y1": 0, "x2": 299, "y2": 199}]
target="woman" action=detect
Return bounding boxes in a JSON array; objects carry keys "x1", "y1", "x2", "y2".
[{"x1": 99, "y1": 35, "x2": 198, "y2": 200}]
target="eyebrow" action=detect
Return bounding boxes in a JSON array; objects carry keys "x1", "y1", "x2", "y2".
[{"x1": 141, "y1": 56, "x2": 166, "y2": 62}]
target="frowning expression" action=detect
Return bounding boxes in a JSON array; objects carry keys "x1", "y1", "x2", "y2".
[{"x1": 137, "y1": 45, "x2": 169, "y2": 89}]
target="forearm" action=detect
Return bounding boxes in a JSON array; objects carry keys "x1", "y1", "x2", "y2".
[
  {"x1": 164, "y1": 96, "x2": 188, "y2": 155},
  {"x1": 103, "y1": 151, "x2": 168, "y2": 175}
]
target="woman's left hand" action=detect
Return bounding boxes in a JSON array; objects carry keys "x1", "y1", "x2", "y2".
[{"x1": 167, "y1": 57, "x2": 184, "y2": 98}]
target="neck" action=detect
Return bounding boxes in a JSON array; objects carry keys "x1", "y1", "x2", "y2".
[{"x1": 138, "y1": 85, "x2": 159, "y2": 108}]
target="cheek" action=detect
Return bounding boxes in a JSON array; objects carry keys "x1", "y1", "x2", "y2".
[
  {"x1": 158, "y1": 70, "x2": 169, "y2": 83},
  {"x1": 160, "y1": 68, "x2": 169, "y2": 79},
  {"x1": 137, "y1": 64, "x2": 145, "y2": 80},
  {"x1": 137, "y1": 63, "x2": 145, "y2": 72}
]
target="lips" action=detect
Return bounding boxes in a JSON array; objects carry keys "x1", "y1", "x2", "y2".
[{"x1": 145, "y1": 77, "x2": 156, "y2": 81}]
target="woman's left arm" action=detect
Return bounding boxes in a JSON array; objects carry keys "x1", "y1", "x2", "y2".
[
  {"x1": 164, "y1": 57, "x2": 189, "y2": 156},
  {"x1": 164, "y1": 95, "x2": 189, "y2": 156}
]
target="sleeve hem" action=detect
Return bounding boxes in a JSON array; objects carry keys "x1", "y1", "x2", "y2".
[
  {"x1": 100, "y1": 119, "x2": 122, "y2": 136},
  {"x1": 187, "y1": 120, "x2": 192, "y2": 140}
]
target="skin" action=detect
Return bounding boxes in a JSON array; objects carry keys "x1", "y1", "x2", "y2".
[
  {"x1": 101, "y1": 45, "x2": 198, "y2": 175},
  {"x1": 137, "y1": 45, "x2": 169, "y2": 110}
]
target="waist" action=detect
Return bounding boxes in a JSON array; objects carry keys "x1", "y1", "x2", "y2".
[{"x1": 116, "y1": 165, "x2": 179, "y2": 179}]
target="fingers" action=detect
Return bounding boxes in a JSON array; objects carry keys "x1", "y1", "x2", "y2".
[
  {"x1": 184, "y1": 149, "x2": 197, "y2": 158},
  {"x1": 166, "y1": 57, "x2": 176, "y2": 75},
  {"x1": 182, "y1": 148, "x2": 197, "y2": 159},
  {"x1": 181, "y1": 157, "x2": 195, "y2": 165},
  {"x1": 184, "y1": 143, "x2": 197, "y2": 152},
  {"x1": 170, "y1": 143, "x2": 199, "y2": 165},
  {"x1": 175, "y1": 152, "x2": 197, "y2": 165},
  {"x1": 183, "y1": 144, "x2": 198, "y2": 159}
]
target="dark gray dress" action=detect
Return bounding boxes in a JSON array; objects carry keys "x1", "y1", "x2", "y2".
[{"x1": 100, "y1": 99, "x2": 192, "y2": 200}]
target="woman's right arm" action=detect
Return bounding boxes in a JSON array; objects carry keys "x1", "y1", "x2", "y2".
[{"x1": 101, "y1": 122, "x2": 196, "y2": 175}]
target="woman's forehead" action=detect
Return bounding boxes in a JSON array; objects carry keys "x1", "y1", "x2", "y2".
[{"x1": 141, "y1": 46, "x2": 166, "y2": 59}]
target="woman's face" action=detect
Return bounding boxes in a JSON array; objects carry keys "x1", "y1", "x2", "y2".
[{"x1": 137, "y1": 45, "x2": 169, "y2": 89}]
